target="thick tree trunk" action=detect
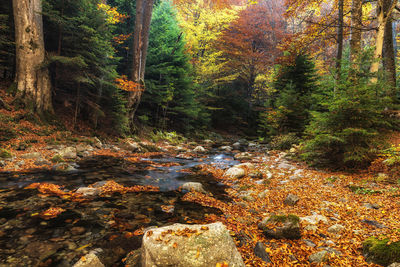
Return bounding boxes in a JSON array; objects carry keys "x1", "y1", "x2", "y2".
[
  {"x1": 336, "y1": 0, "x2": 344, "y2": 82},
  {"x1": 350, "y1": 0, "x2": 363, "y2": 79},
  {"x1": 370, "y1": 0, "x2": 397, "y2": 83},
  {"x1": 12, "y1": 0, "x2": 53, "y2": 113},
  {"x1": 383, "y1": 1, "x2": 396, "y2": 97},
  {"x1": 128, "y1": 0, "x2": 154, "y2": 126}
]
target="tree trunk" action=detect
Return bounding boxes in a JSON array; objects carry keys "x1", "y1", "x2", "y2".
[
  {"x1": 350, "y1": 0, "x2": 363, "y2": 79},
  {"x1": 336, "y1": 0, "x2": 344, "y2": 81},
  {"x1": 383, "y1": 0, "x2": 396, "y2": 97},
  {"x1": 128, "y1": 0, "x2": 154, "y2": 126},
  {"x1": 12, "y1": 0, "x2": 53, "y2": 113},
  {"x1": 139, "y1": 0, "x2": 154, "y2": 82},
  {"x1": 370, "y1": 0, "x2": 398, "y2": 83}
]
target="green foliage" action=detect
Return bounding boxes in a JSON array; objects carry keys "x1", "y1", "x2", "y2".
[
  {"x1": 302, "y1": 70, "x2": 392, "y2": 168},
  {"x1": 137, "y1": 1, "x2": 208, "y2": 131},
  {"x1": 0, "y1": 148, "x2": 12, "y2": 159},
  {"x1": 51, "y1": 154, "x2": 64, "y2": 163},
  {"x1": 259, "y1": 54, "x2": 318, "y2": 136},
  {"x1": 363, "y1": 237, "x2": 400, "y2": 266},
  {"x1": 42, "y1": 0, "x2": 127, "y2": 133},
  {"x1": 270, "y1": 133, "x2": 301, "y2": 150},
  {"x1": 0, "y1": 0, "x2": 15, "y2": 80},
  {"x1": 150, "y1": 130, "x2": 186, "y2": 145}
]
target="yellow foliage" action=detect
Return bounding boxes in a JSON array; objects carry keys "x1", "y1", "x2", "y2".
[
  {"x1": 175, "y1": 0, "x2": 243, "y2": 86},
  {"x1": 97, "y1": 3, "x2": 128, "y2": 24}
]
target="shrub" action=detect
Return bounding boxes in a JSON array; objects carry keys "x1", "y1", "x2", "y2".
[
  {"x1": 259, "y1": 54, "x2": 318, "y2": 136},
  {"x1": 0, "y1": 148, "x2": 12, "y2": 159},
  {"x1": 301, "y1": 72, "x2": 392, "y2": 168},
  {"x1": 270, "y1": 133, "x2": 301, "y2": 150}
]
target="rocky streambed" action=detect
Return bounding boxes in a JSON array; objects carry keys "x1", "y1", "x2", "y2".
[{"x1": 0, "y1": 151, "x2": 240, "y2": 266}]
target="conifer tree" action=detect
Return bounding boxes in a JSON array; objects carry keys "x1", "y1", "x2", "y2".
[{"x1": 138, "y1": 0, "x2": 206, "y2": 131}]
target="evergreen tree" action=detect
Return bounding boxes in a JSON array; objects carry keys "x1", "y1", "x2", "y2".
[
  {"x1": 302, "y1": 70, "x2": 393, "y2": 168},
  {"x1": 137, "y1": 0, "x2": 207, "y2": 131},
  {"x1": 0, "y1": 0, "x2": 14, "y2": 80},
  {"x1": 42, "y1": 0, "x2": 128, "y2": 132},
  {"x1": 259, "y1": 54, "x2": 318, "y2": 136}
]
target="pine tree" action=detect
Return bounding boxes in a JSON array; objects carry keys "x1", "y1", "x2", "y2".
[
  {"x1": 0, "y1": 0, "x2": 15, "y2": 80},
  {"x1": 137, "y1": 0, "x2": 207, "y2": 131},
  {"x1": 42, "y1": 0, "x2": 127, "y2": 132},
  {"x1": 260, "y1": 54, "x2": 318, "y2": 136}
]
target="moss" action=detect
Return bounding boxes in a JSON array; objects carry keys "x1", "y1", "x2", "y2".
[
  {"x1": 363, "y1": 237, "x2": 400, "y2": 266},
  {"x1": 6, "y1": 82, "x2": 17, "y2": 95},
  {"x1": 267, "y1": 214, "x2": 300, "y2": 224},
  {"x1": 0, "y1": 128, "x2": 16, "y2": 142},
  {"x1": 0, "y1": 148, "x2": 12, "y2": 159},
  {"x1": 51, "y1": 154, "x2": 64, "y2": 163}
]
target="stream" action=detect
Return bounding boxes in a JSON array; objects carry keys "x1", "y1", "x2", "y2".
[{"x1": 0, "y1": 153, "x2": 238, "y2": 266}]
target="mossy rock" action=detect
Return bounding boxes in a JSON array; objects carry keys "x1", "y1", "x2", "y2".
[
  {"x1": 139, "y1": 143, "x2": 161, "y2": 152},
  {"x1": 0, "y1": 148, "x2": 12, "y2": 159},
  {"x1": 363, "y1": 237, "x2": 400, "y2": 266},
  {"x1": 51, "y1": 154, "x2": 64, "y2": 163}
]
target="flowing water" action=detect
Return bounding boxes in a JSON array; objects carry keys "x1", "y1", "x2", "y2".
[{"x1": 0, "y1": 153, "x2": 238, "y2": 266}]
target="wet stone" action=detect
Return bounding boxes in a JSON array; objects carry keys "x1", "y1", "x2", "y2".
[{"x1": 254, "y1": 242, "x2": 272, "y2": 263}]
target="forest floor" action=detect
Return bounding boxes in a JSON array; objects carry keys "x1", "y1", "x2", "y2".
[{"x1": 0, "y1": 89, "x2": 399, "y2": 266}]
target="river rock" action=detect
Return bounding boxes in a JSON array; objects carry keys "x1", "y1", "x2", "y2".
[
  {"x1": 232, "y1": 142, "x2": 242, "y2": 150},
  {"x1": 284, "y1": 194, "x2": 299, "y2": 206},
  {"x1": 76, "y1": 144, "x2": 94, "y2": 153},
  {"x1": 301, "y1": 215, "x2": 329, "y2": 225},
  {"x1": 34, "y1": 158, "x2": 50, "y2": 166},
  {"x1": 176, "y1": 153, "x2": 193, "y2": 160},
  {"x1": 234, "y1": 152, "x2": 252, "y2": 160},
  {"x1": 141, "y1": 222, "x2": 245, "y2": 267},
  {"x1": 203, "y1": 139, "x2": 213, "y2": 145},
  {"x1": 181, "y1": 182, "x2": 207, "y2": 193},
  {"x1": 363, "y1": 203, "x2": 380, "y2": 210},
  {"x1": 258, "y1": 189, "x2": 270, "y2": 199},
  {"x1": 59, "y1": 147, "x2": 77, "y2": 159},
  {"x1": 225, "y1": 167, "x2": 245, "y2": 179},
  {"x1": 309, "y1": 250, "x2": 328, "y2": 263},
  {"x1": 193, "y1": 146, "x2": 206, "y2": 153},
  {"x1": 259, "y1": 215, "x2": 301, "y2": 239},
  {"x1": 361, "y1": 219, "x2": 386, "y2": 229},
  {"x1": 53, "y1": 163, "x2": 77, "y2": 172},
  {"x1": 327, "y1": 224, "x2": 345, "y2": 234},
  {"x1": 124, "y1": 248, "x2": 142, "y2": 266},
  {"x1": 21, "y1": 152, "x2": 41, "y2": 159},
  {"x1": 76, "y1": 187, "x2": 101, "y2": 197},
  {"x1": 254, "y1": 242, "x2": 271, "y2": 263},
  {"x1": 93, "y1": 137, "x2": 102, "y2": 148},
  {"x1": 121, "y1": 139, "x2": 141, "y2": 152},
  {"x1": 73, "y1": 251, "x2": 104, "y2": 267},
  {"x1": 220, "y1": 146, "x2": 232, "y2": 152},
  {"x1": 236, "y1": 163, "x2": 254, "y2": 169}
]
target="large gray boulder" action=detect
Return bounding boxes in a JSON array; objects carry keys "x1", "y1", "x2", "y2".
[{"x1": 141, "y1": 222, "x2": 245, "y2": 267}]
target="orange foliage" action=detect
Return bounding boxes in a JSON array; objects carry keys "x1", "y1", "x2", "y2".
[
  {"x1": 214, "y1": 0, "x2": 286, "y2": 84},
  {"x1": 115, "y1": 75, "x2": 143, "y2": 92},
  {"x1": 39, "y1": 207, "x2": 66, "y2": 220}
]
